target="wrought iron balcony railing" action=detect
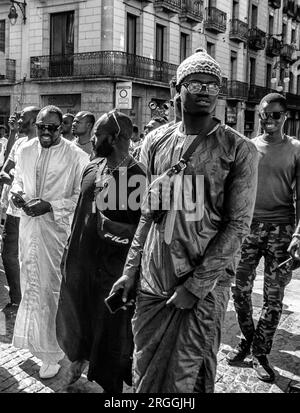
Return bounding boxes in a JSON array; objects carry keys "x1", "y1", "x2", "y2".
[
  {"x1": 227, "y1": 80, "x2": 248, "y2": 100},
  {"x1": 266, "y1": 37, "x2": 282, "y2": 57},
  {"x1": 229, "y1": 19, "x2": 248, "y2": 43},
  {"x1": 0, "y1": 59, "x2": 16, "y2": 82},
  {"x1": 204, "y1": 7, "x2": 227, "y2": 33},
  {"x1": 281, "y1": 44, "x2": 295, "y2": 62},
  {"x1": 248, "y1": 28, "x2": 266, "y2": 50},
  {"x1": 154, "y1": 0, "x2": 181, "y2": 14},
  {"x1": 179, "y1": 0, "x2": 203, "y2": 24},
  {"x1": 248, "y1": 84, "x2": 273, "y2": 103},
  {"x1": 30, "y1": 51, "x2": 178, "y2": 84},
  {"x1": 268, "y1": 0, "x2": 281, "y2": 8}
]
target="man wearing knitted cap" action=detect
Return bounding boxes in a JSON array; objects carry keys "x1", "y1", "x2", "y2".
[
  {"x1": 227, "y1": 93, "x2": 300, "y2": 383},
  {"x1": 110, "y1": 49, "x2": 259, "y2": 392}
]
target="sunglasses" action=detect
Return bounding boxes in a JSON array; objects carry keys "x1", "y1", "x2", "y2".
[
  {"x1": 259, "y1": 112, "x2": 285, "y2": 121},
  {"x1": 181, "y1": 81, "x2": 220, "y2": 96},
  {"x1": 36, "y1": 123, "x2": 61, "y2": 133},
  {"x1": 107, "y1": 110, "x2": 121, "y2": 137}
]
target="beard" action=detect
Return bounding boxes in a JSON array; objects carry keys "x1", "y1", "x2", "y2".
[
  {"x1": 94, "y1": 140, "x2": 114, "y2": 158},
  {"x1": 38, "y1": 133, "x2": 60, "y2": 148}
]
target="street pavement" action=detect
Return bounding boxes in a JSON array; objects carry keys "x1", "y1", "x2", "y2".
[{"x1": 0, "y1": 248, "x2": 299, "y2": 393}]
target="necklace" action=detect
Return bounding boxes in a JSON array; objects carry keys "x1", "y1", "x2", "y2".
[{"x1": 106, "y1": 153, "x2": 131, "y2": 175}]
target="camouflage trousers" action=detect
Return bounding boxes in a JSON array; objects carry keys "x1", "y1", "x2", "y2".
[{"x1": 232, "y1": 221, "x2": 293, "y2": 356}]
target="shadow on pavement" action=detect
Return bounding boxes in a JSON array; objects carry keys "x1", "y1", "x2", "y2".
[{"x1": 0, "y1": 367, "x2": 26, "y2": 393}]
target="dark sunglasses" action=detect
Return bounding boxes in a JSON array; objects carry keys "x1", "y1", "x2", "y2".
[
  {"x1": 259, "y1": 111, "x2": 285, "y2": 121},
  {"x1": 36, "y1": 123, "x2": 60, "y2": 133}
]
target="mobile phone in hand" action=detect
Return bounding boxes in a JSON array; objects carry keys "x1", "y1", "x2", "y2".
[
  {"x1": 104, "y1": 289, "x2": 134, "y2": 314},
  {"x1": 10, "y1": 191, "x2": 26, "y2": 208}
]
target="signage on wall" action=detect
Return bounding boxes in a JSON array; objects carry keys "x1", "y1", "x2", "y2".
[{"x1": 115, "y1": 81, "x2": 132, "y2": 109}]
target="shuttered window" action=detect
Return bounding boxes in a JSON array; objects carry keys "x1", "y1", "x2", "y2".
[{"x1": 0, "y1": 20, "x2": 5, "y2": 53}]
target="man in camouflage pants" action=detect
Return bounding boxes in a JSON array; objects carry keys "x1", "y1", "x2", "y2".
[{"x1": 227, "y1": 93, "x2": 300, "y2": 382}]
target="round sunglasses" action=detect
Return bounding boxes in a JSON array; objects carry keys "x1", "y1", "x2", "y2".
[{"x1": 181, "y1": 81, "x2": 220, "y2": 96}]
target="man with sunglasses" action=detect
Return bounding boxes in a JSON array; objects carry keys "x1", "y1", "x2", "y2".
[
  {"x1": 110, "y1": 48, "x2": 258, "y2": 392},
  {"x1": 10, "y1": 105, "x2": 89, "y2": 379},
  {"x1": 227, "y1": 93, "x2": 300, "y2": 383}
]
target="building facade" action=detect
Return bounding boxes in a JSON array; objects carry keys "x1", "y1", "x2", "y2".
[
  {"x1": 0, "y1": 0, "x2": 204, "y2": 132},
  {"x1": 0, "y1": 0, "x2": 300, "y2": 137}
]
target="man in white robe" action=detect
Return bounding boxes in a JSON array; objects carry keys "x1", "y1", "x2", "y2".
[{"x1": 10, "y1": 105, "x2": 89, "y2": 379}]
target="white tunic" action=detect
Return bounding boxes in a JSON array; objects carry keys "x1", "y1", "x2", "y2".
[{"x1": 11, "y1": 137, "x2": 89, "y2": 363}]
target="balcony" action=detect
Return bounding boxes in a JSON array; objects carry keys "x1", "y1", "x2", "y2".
[
  {"x1": 268, "y1": 0, "x2": 281, "y2": 8},
  {"x1": 229, "y1": 19, "x2": 248, "y2": 43},
  {"x1": 179, "y1": 0, "x2": 203, "y2": 24},
  {"x1": 153, "y1": 0, "x2": 181, "y2": 14},
  {"x1": 248, "y1": 28, "x2": 266, "y2": 50},
  {"x1": 30, "y1": 51, "x2": 177, "y2": 84},
  {"x1": 227, "y1": 80, "x2": 248, "y2": 100},
  {"x1": 248, "y1": 85, "x2": 272, "y2": 103},
  {"x1": 204, "y1": 7, "x2": 227, "y2": 33},
  {"x1": 281, "y1": 44, "x2": 295, "y2": 62},
  {"x1": 266, "y1": 36, "x2": 282, "y2": 57},
  {"x1": 0, "y1": 59, "x2": 16, "y2": 82}
]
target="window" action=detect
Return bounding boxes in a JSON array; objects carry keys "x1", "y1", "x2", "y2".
[
  {"x1": 50, "y1": 11, "x2": 74, "y2": 56},
  {"x1": 251, "y1": 5, "x2": 257, "y2": 28},
  {"x1": 291, "y1": 28, "x2": 296, "y2": 44},
  {"x1": 282, "y1": 23, "x2": 287, "y2": 43},
  {"x1": 249, "y1": 57, "x2": 256, "y2": 85},
  {"x1": 268, "y1": 15, "x2": 274, "y2": 35},
  {"x1": 232, "y1": 0, "x2": 239, "y2": 19},
  {"x1": 156, "y1": 24, "x2": 165, "y2": 62},
  {"x1": 180, "y1": 33, "x2": 189, "y2": 62},
  {"x1": 127, "y1": 13, "x2": 137, "y2": 55},
  {"x1": 297, "y1": 74, "x2": 300, "y2": 95},
  {"x1": 206, "y1": 41, "x2": 215, "y2": 58},
  {"x1": 0, "y1": 20, "x2": 5, "y2": 53},
  {"x1": 50, "y1": 11, "x2": 74, "y2": 76},
  {"x1": 230, "y1": 51, "x2": 237, "y2": 81},
  {"x1": 266, "y1": 63, "x2": 272, "y2": 89},
  {"x1": 289, "y1": 72, "x2": 294, "y2": 93}
]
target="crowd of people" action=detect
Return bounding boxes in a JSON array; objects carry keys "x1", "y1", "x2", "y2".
[{"x1": 0, "y1": 47, "x2": 299, "y2": 393}]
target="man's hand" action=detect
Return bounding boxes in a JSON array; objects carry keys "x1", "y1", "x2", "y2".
[
  {"x1": 287, "y1": 237, "x2": 300, "y2": 260},
  {"x1": 109, "y1": 274, "x2": 136, "y2": 303},
  {"x1": 166, "y1": 285, "x2": 198, "y2": 310},
  {"x1": 8, "y1": 114, "x2": 19, "y2": 131},
  {"x1": 0, "y1": 171, "x2": 13, "y2": 185},
  {"x1": 23, "y1": 199, "x2": 52, "y2": 217}
]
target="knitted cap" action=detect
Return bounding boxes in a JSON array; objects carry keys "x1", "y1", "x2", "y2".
[{"x1": 176, "y1": 47, "x2": 222, "y2": 85}]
